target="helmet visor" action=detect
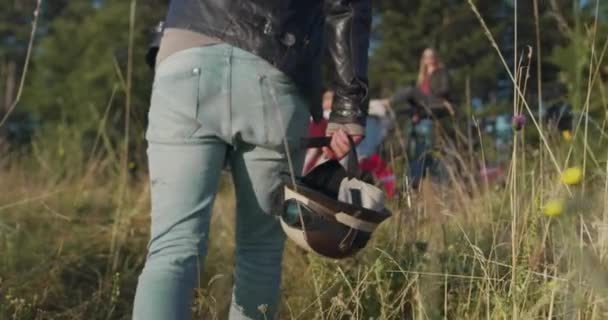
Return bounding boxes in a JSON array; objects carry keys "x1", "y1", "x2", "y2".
[{"x1": 282, "y1": 199, "x2": 315, "y2": 229}]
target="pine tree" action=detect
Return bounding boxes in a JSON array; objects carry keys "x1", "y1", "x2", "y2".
[
  {"x1": 368, "y1": 0, "x2": 577, "y2": 106},
  {"x1": 0, "y1": 0, "x2": 37, "y2": 112},
  {"x1": 23, "y1": 0, "x2": 167, "y2": 134},
  {"x1": 0, "y1": 0, "x2": 73, "y2": 111},
  {"x1": 369, "y1": 0, "x2": 505, "y2": 101}
]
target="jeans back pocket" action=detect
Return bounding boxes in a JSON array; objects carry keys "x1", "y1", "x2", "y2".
[
  {"x1": 146, "y1": 65, "x2": 202, "y2": 143},
  {"x1": 259, "y1": 74, "x2": 310, "y2": 150}
]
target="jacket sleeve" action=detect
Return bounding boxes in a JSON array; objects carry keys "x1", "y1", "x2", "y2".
[
  {"x1": 426, "y1": 69, "x2": 454, "y2": 118},
  {"x1": 432, "y1": 69, "x2": 451, "y2": 98},
  {"x1": 389, "y1": 86, "x2": 415, "y2": 107},
  {"x1": 324, "y1": 0, "x2": 372, "y2": 136}
]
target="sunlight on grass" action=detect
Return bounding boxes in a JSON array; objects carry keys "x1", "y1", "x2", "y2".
[{"x1": 1, "y1": 1, "x2": 608, "y2": 319}]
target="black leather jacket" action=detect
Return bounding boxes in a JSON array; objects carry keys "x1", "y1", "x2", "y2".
[
  {"x1": 159, "y1": 0, "x2": 372, "y2": 133},
  {"x1": 390, "y1": 68, "x2": 454, "y2": 119}
]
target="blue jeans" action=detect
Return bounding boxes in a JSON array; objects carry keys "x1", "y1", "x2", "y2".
[
  {"x1": 408, "y1": 119, "x2": 434, "y2": 188},
  {"x1": 357, "y1": 116, "x2": 389, "y2": 159},
  {"x1": 133, "y1": 44, "x2": 309, "y2": 320}
]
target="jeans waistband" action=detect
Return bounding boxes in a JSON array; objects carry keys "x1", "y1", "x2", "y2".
[{"x1": 155, "y1": 43, "x2": 288, "y2": 83}]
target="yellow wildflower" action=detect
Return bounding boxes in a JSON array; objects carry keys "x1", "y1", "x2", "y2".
[
  {"x1": 561, "y1": 167, "x2": 583, "y2": 185},
  {"x1": 544, "y1": 199, "x2": 564, "y2": 217}
]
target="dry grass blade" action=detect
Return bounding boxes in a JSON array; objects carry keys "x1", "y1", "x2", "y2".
[
  {"x1": 466, "y1": 0, "x2": 564, "y2": 180},
  {"x1": 0, "y1": 0, "x2": 43, "y2": 128}
]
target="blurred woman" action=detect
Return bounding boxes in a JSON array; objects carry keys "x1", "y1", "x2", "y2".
[
  {"x1": 383, "y1": 48, "x2": 454, "y2": 189},
  {"x1": 387, "y1": 48, "x2": 454, "y2": 120}
]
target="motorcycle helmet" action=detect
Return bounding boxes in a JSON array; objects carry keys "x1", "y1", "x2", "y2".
[{"x1": 279, "y1": 143, "x2": 391, "y2": 259}]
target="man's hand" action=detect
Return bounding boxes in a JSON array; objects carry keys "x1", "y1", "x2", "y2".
[{"x1": 322, "y1": 129, "x2": 363, "y2": 160}]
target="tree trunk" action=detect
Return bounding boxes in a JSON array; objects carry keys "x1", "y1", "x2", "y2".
[{"x1": 4, "y1": 60, "x2": 17, "y2": 112}]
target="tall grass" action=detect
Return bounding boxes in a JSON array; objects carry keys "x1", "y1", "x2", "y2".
[
  {"x1": 2, "y1": 129, "x2": 608, "y2": 319},
  {"x1": 1, "y1": 1, "x2": 608, "y2": 319}
]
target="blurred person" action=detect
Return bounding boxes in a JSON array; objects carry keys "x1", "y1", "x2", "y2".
[
  {"x1": 381, "y1": 48, "x2": 454, "y2": 189},
  {"x1": 357, "y1": 99, "x2": 392, "y2": 158},
  {"x1": 303, "y1": 89, "x2": 333, "y2": 174},
  {"x1": 382, "y1": 48, "x2": 454, "y2": 119},
  {"x1": 353, "y1": 99, "x2": 397, "y2": 198},
  {"x1": 133, "y1": 1, "x2": 371, "y2": 319},
  {"x1": 357, "y1": 100, "x2": 396, "y2": 197},
  {"x1": 321, "y1": 89, "x2": 335, "y2": 119},
  {"x1": 359, "y1": 153, "x2": 396, "y2": 197},
  {"x1": 494, "y1": 114, "x2": 512, "y2": 157}
]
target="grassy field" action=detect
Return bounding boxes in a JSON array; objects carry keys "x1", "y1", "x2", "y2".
[
  {"x1": 1, "y1": 119, "x2": 608, "y2": 320},
  {"x1": 1, "y1": 1, "x2": 607, "y2": 318}
]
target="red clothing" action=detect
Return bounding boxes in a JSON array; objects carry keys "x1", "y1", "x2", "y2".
[
  {"x1": 419, "y1": 77, "x2": 431, "y2": 96},
  {"x1": 307, "y1": 118, "x2": 327, "y2": 137},
  {"x1": 303, "y1": 118, "x2": 328, "y2": 174},
  {"x1": 359, "y1": 154, "x2": 396, "y2": 198}
]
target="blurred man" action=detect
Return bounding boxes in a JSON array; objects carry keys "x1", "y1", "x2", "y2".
[
  {"x1": 357, "y1": 100, "x2": 396, "y2": 197},
  {"x1": 303, "y1": 89, "x2": 334, "y2": 174},
  {"x1": 133, "y1": 1, "x2": 371, "y2": 320}
]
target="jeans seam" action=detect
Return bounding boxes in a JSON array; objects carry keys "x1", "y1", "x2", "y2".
[
  {"x1": 145, "y1": 137, "x2": 212, "y2": 145},
  {"x1": 259, "y1": 74, "x2": 270, "y2": 146},
  {"x1": 194, "y1": 69, "x2": 201, "y2": 121},
  {"x1": 227, "y1": 46, "x2": 234, "y2": 144}
]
